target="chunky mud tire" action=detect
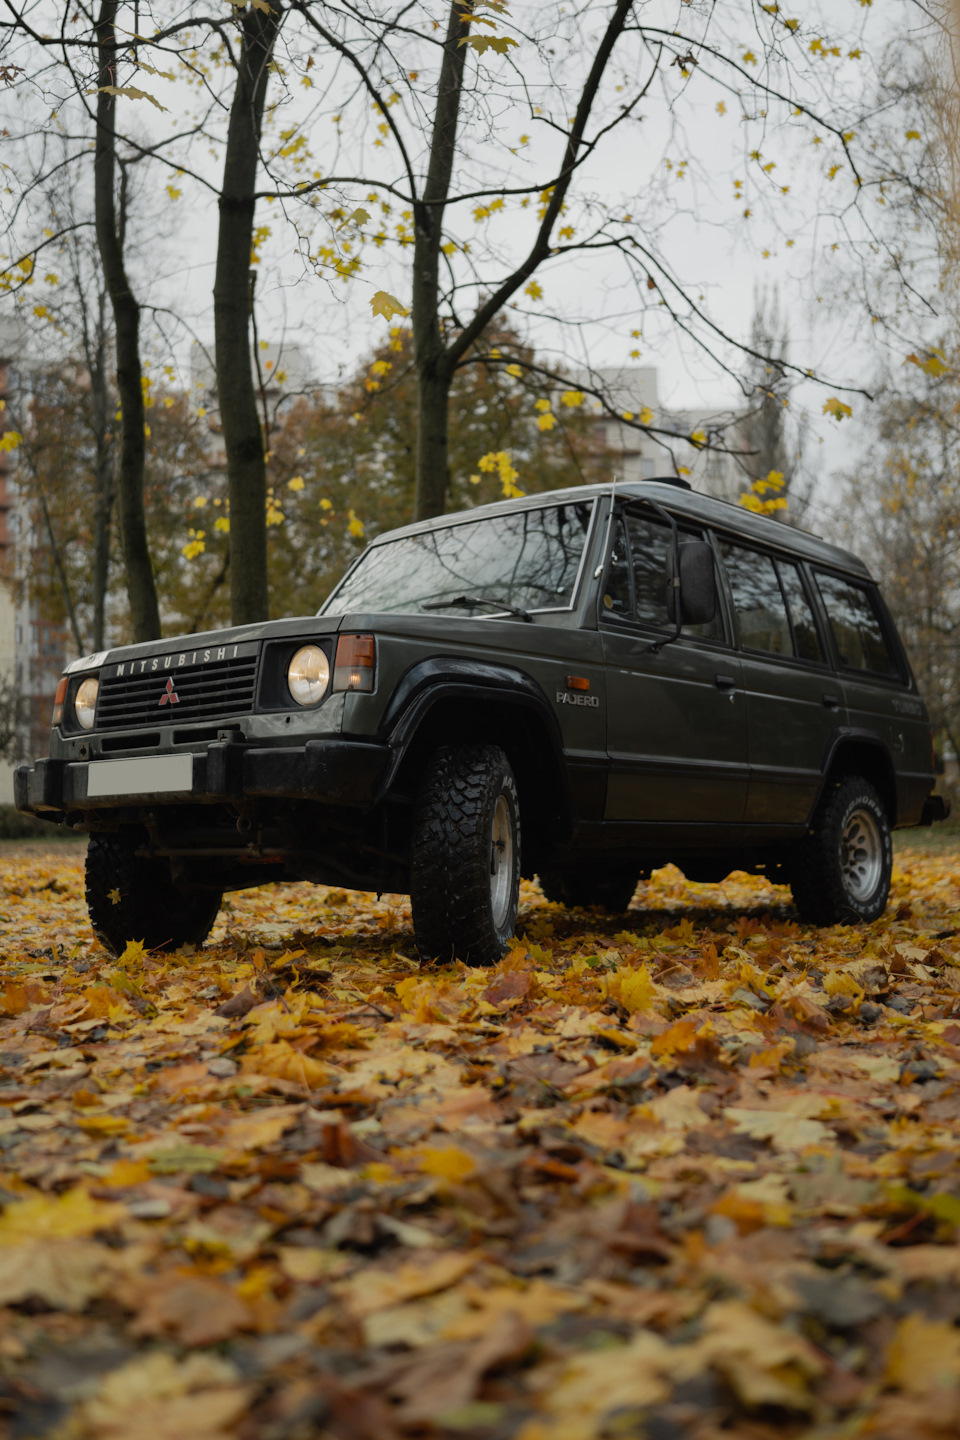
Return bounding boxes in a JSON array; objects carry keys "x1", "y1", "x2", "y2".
[
  {"x1": 86, "y1": 830, "x2": 222, "y2": 956},
  {"x1": 410, "y1": 745, "x2": 521, "y2": 966},
  {"x1": 789, "y1": 775, "x2": 892, "y2": 926},
  {"x1": 538, "y1": 866, "x2": 637, "y2": 913}
]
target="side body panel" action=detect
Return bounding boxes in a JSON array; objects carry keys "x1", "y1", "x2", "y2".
[
  {"x1": 737, "y1": 652, "x2": 846, "y2": 823},
  {"x1": 601, "y1": 632, "x2": 748, "y2": 825}
]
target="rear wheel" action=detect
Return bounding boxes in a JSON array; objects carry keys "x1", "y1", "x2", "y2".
[
  {"x1": 410, "y1": 745, "x2": 520, "y2": 965},
  {"x1": 86, "y1": 831, "x2": 222, "y2": 956},
  {"x1": 538, "y1": 866, "x2": 637, "y2": 913},
  {"x1": 789, "y1": 775, "x2": 892, "y2": 925}
]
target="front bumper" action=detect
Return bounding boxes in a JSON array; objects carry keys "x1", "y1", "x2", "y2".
[{"x1": 14, "y1": 739, "x2": 392, "y2": 820}]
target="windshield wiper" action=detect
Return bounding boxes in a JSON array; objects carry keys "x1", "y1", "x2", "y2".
[{"x1": 421, "y1": 594, "x2": 533, "y2": 622}]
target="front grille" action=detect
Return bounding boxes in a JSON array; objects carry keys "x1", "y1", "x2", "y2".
[{"x1": 96, "y1": 656, "x2": 258, "y2": 731}]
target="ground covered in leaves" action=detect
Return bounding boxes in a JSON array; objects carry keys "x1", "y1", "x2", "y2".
[{"x1": 4, "y1": 843, "x2": 960, "y2": 1438}]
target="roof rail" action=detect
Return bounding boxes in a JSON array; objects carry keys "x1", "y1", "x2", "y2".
[{"x1": 639, "y1": 476, "x2": 692, "y2": 491}]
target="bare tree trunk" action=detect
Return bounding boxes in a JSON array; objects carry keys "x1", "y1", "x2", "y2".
[
  {"x1": 94, "y1": 0, "x2": 161, "y2": 642},
  {"x1": 91, "y1": 343, "x2": 114, "y2": 651},
  {"x1": 38, "y1": 489, "x2": 83, "y2": 655},
  {"x1": 87, "y1": 292, "x2": 114, "y2": 651},
  {"x1": 214, "y1": 3, "x2": 281, "y2": 626},
  {"x1": 415, "y1": 365, "x2": 454, "y2": 519},
  {"x1": 411, "y1": 0, "x2": 633, "y2": 519},
  {"x1": 412, "y1": 2, "x2": 470, "y2": 521}
]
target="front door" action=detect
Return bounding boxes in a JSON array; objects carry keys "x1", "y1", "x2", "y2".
[
  {"x1": 601, "y1": 510, "x2": 749, "y2": 826},
  {"x1": 715, "y1": 539, "x2": 844, "y2": 824}
]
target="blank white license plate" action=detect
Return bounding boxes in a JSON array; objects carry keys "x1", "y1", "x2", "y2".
[{"x1": 86, "y1": 754, "x2": 194, "y2": 798}]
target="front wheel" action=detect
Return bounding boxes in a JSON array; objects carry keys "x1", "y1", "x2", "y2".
[
  {"x1": 86, "y1": 831, "x2": 223, "y2": 956},
  {"x1": 789, "y1": 775, "x2": 892, "y2": 925},
  {"x1": 410, "y1": 745, "x2": 521, "y2": 965}
]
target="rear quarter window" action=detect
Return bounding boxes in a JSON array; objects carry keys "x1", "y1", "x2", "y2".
[{"x1": 813, "y1": 570, "x2": 900, "y2": 678}]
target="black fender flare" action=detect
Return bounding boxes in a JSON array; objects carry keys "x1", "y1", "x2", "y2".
[
  {"x1": 374, "y1": 656, "x2": 572, "y2": 817},
  {"x1": 810, "y1": 727, "x2": 898, "y2": 825}
]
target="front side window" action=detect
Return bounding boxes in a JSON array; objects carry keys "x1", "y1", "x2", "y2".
[
  {"x1": 601, "y1": 512, "x2": 724, "y2": 642},
  {"x1": 719, "y1": 542, "x2": 792, "y2": 655},
  {"x1": 321, "y1": 501, "x2": 595, "y2": 616},
  {"x1": 814, "y1": 571, "x2": 899, "y2": 677}
]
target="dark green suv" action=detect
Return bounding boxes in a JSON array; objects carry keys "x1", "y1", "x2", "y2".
[{"x1": 15, "y1": 480, "x2": 945, "y2": 963}]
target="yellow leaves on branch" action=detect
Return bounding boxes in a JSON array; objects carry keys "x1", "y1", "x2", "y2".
[
  {"x1": 477, "y1": 450, "x2": 524, "y2": 499},
  {"x1": 905, "y1": 349, "x2": 949, "y2": 378},
  {"x1": 534, "y1": 397, "x2": 556, "y2": 431},
  {"x1": 739, "y1": 470, "x2": 787, "y2": 515},
  {"x1": 0, "y1": 431, "x2": 22, "y2": 453},
  {"x1": 85, "y1": 84, "x2": 168, "y2": 112},
  {"x1": 822, "y1": 396, "x2": 852, "y2": 421},
  {"x1": 250, "y1": 225, "x2": 271, "y2": 266},
  {"x1": 370, "y1": 291, "x2": 409, "y2": 321}
]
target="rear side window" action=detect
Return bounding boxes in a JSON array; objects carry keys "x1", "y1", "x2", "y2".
[
  {"x1": 602, "y1": 513, "x2": 724, "y2": 641},
  {"x1": 814, "y1": 571, "x2": 899, "y2": 677},
  {"x1": 719, "y1": 542, "x2": 792, "y2": 654},
  {"x1": 777, "y1": 561, "x2": 824, "y2": 664}
]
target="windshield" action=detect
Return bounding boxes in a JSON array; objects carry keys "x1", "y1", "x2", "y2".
[{"x1": 320, "y1": 501, "x2": 595, "y2": 617}]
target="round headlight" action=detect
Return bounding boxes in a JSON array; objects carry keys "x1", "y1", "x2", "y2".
[
  {"x1": 287, "y1": 645, "x2": 330, "y2": 706},
  {"x1": 74, "y1": 677, "x2": 99, "y2": 731}
]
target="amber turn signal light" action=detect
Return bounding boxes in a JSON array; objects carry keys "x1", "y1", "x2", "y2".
[
  {"x1": 51, "y1": 676, "x2": 67, "y2": 727},
  {"x1": 566, "y1": 676, "x2": 590, "y2": 692},
  {"x1": 333, "y1": 634, "x2": 375, "y2": 693}
]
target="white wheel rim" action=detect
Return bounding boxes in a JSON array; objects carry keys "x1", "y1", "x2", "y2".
[
  {"x1": 841, "y1": 806, "x2": 882, "y2": 903},
  {"x1": 489, "y1": 792, "x2": 514, "y2": 931}
]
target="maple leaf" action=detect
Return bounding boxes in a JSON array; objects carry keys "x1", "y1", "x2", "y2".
[
  {"x1": 370, "y1": 290, "x2": 409, "y2": 320},
  {"x1": 459, "y1": 34, "x2": 518, "y2": 55},
  {"x1": 338, "y1": 206, "x2": 371, "y2": 230},
  {"x1": 85, "y1": 84, "x2": 168, "y2": 112},
  {"x1": 822, "y1": 396, "x2": 852, "y2": 420},
  {"x1": 0, "y1": 1188, "x2": 127, "y2": 1243},
  {"x1": 108, "y1": 887, "x2": 121, "y2": 905}
]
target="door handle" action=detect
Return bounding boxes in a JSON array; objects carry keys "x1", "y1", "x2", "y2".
[
  {"x1": 822, "y1": 693, "x2": 840, "y2": 709},
  {"x1": 714, "y1": 674, "x2": 736, "y2": 691}
]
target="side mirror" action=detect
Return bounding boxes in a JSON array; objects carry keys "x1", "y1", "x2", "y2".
[{"x1": 666, "y1": 541, "x2": 716, "y2": 626}]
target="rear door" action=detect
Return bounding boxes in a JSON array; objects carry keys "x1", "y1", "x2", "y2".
[
  {"x1": 601, "y1": 509, "x2": 749, "y2": 825},
  {"x1": 715, "y1": 538, "x2": 843, "y2": 824},
  {"x1": 811, "y1": 569, "x2": 930, "y2": 820}
]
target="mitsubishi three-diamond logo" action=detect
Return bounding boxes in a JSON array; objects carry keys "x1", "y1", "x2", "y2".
[{"x1": 158, "y1": 677, "x2": 179, "y2": 707}]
